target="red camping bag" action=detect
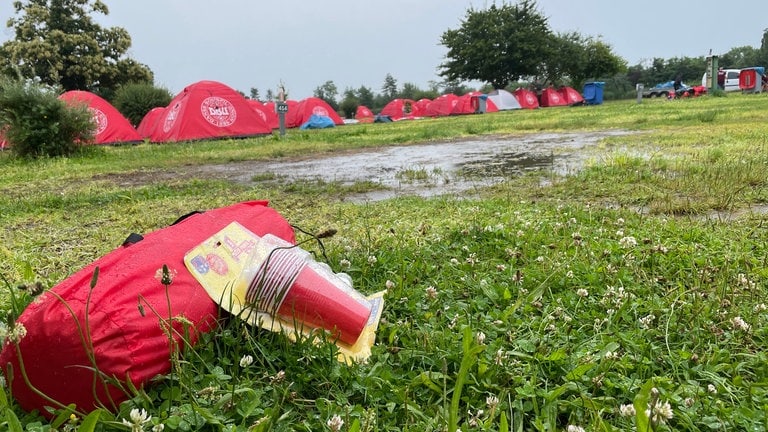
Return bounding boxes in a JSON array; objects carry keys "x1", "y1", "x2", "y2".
[{"x1": 0, "y1": 201, "x2": 295, "y2": 415}]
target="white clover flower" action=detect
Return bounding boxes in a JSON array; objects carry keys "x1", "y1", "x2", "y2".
[
  {"x1": 536, "y1": 255, "x2": 545, "y2": 263},
  {"x1": 7, "y1": 323, "x2": 27, "y2": 343},
  {"x1": 731, "y1": 316, "x2": 750, "y2": 331},
  {"x1": 239, "y1": 354, "x2": 254, "y2": 368},
  {"x1": 616, "y1": 217, "x2": 625, "y2": 225},
  {"x1": 450, "y1": 258, "x2": 459, "y2": 265},
  {"x1": 567, "y1": 426, "x2": 585, "y2": 432},
  {"x1": 339, "y1": 259, "x2": 351, "y2": 268},
  {"x1": 475, "y1": 331, "x2": 486, "y2": 345},
  {"x1": 494, "y1": 349, "x2": 507, "y2": 366},
  {"x1": 754, "y1": 303, "x2": 767, "y2": 312},
  {"x1": 616, "y1": 229, "x2": 625, "y2": 237},
  {"x1": 646, "y1": 400, "x2": 673, "y2": 425},
  {"x1": 707, "y1": 384, "x2": 717, "y2": 394},
  {"x1": 619, "y1": 236, "x2": 637, "y2": 248},
  {"x1": 496, "y1": 264, "x2": 507, "y2": 271},
  {"x1": 566, "y1": 270, "x2": 574, "y2": 279},
  {"x1": 122, "y1": 408, "x2": 151, "y2": 432},
  {"x1": 367, "y1": 255, "x2": 377, "y2": 265},
  {"x1": 576, "y1": 288, "x2": 588, "y2": 298},
  {"x1": 639, "y1": 314, "x2": 655, "y2": 329},
  {"x1": 486, "y1": 395, "x2": 499, "y2": 410},
  {"x1": 327, "y1": 414, "x2": 344, "y2": 432},
  {"x1": 619, "y1": 403, "x2": 636, "y2": 417},
  {"x1": 385, "y1": 280, "x2": 395, "y2": 290},
  {"x1": 152, "y1": 425, "x2": 165, "y2": 432},
  {"x1": 425, "y1": 286, "x2": 438, "y2": 299}
]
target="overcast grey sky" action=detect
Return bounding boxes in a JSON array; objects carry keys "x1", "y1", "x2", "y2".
[{"x1": 2, "y1": 1, "x2": 766, "y2": 98}]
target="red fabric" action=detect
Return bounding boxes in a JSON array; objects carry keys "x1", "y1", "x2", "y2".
[
  {"x1": 149, "y1": 81, "x2": 272, "y2": 143},
  {"x1": 558, "y1": 86, "x2": 584, "y2": 105},
  {"x1": 248, "y1": 100, "x2": 279, "y2": 129},
  {"x1": 539, "y1": 88, "x2": 568, "y2": 107},
  {"x1": 424, "y1": 94, "x2": 459, "y2": 117},
  {"x1": 414, "y1": 98, "x2": 431, "y2": 114},
  {"x1": 136, "y1": 107, "x2": 165, "y2": 139},
  {"x1": 380, "y1": 98, "x2": 423, "y2": 120},
  {"x1": 0, "y1": 201, "x2": 295, "y2": 416},
  {"x1": 285, "y1": 97, "x2": 343, "y2": 128},
  {"x1": 513, "y1": 88, "x2": 540, "y2": 109},
  {"x1": 454, "y1": 92, "x2": 499, "y2": 114},
  {"x1": 355, "y1": 106, "x2": 374, "y2": 123},
  {"x1": 59, "y1": 91, "x2": 142, "y2": 145}
]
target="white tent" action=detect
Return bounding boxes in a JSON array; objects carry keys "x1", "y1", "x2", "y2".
[{"x1": 487, "y1": 89, "x2": 522, "y2": 110}]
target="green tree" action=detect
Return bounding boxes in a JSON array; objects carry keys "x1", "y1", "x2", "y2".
[
  {"x1": 313, "y1": 80, "x2": 339, "y2": 111},
  {"x1": 0, "y1": 0, "x2": 153, "y2": 96},
  {"x1": 250, "y1": 87, "x2": 261, "y2": 101},
  {"x1": 356, "y1": 85, "x2": 375, "y2": 109},
  {"x1": 759, "y1": 28, "x2": 768, "y2": 67},
  {"x1": 112, "y1": 83, "x2": 172, "y2": 127},
  {"x1": 439, "y1": 0, "x2": 552, "y2": 89},
  {"x1": 720, "y1": 46, "x2": 760, "y2": 68},
  {"x1": 338, "y1": 87, "x2": 359, "y2": 119},
  {"x1": 381, "y1": 73, "x2": 398, "y2": 101}
]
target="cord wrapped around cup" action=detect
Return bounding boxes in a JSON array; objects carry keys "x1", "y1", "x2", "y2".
[{"x1": 240, "y1": 234, "x2": 373, "y2": 345}]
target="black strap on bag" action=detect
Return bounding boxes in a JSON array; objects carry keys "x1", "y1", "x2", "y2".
[{"x1": 121, "y1": 210, "x2": 204, "y2": 247}]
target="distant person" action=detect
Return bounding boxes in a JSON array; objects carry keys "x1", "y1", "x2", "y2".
[{"x1": 717, "y1": 67, "x2": 725, "y2": 90}]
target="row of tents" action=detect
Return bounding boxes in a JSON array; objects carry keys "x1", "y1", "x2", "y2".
[
  {"x1": 1, "y1": 80, "x2": 604, "y2": 148},
  {"x1": 359, "y1": 85, "x2": 593, "y2": 122}
]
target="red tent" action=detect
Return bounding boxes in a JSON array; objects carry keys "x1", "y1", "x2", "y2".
[
  {"x1": 137, "y1": 107, "x2": 165, "y2": 139},
  {"x1": 285, "y1": 97, "x2": 343, "y2": 128},
  {"x1": 454, "y1": 92, "x2": 499, "y2": 114},
  {"x1": 424, "y1": 94, "x2": 459, "y2": 117},
  {"x1": 415, "y1": 98, "x2": 432, "y2": 113},
  {"x1": 355, "y1": 105, "x2": 374, "y2": 123},
  {"x1": 380, "y1": 98, "x2": 423, "y2": 120},
  {"x1": 558, "y1": 86, "x2": 584, "y2": 105},
  {"x1": 248, "y1": 100, "x2": 279, "y2": 129},
  {"x1": 513, "y1": 88, "x2": 540, "y2": 109},
  {"x1": 539, "y1": 87, "x2": 568, "y2": 107},
  {"x1": 59, "y1": 90, "x2": 142, "y2": 144},
  {"x1": 149, "y1": 80, "x2": 272, "y2": 143}
]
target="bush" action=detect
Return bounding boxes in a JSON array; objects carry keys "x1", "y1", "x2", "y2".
[
  {"x1": 112, "y1": 83, "x2": 173, "y2": 127},
  {"x1": 0, "y1": 78, "x2": 95, "y2": 158}
]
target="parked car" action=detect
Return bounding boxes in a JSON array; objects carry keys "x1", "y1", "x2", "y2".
[
  {"x1": 701, "y1": 68, "x2": 741, "y2": 92},
  {"x1": 643, "y1": 80, "x2": 690, "y2": 98}
]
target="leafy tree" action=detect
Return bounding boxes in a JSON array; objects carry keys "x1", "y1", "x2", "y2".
[
  {"x1": 338, "y1": 87, "x2": 358, "y2": 119},
  {"x1": 356, "y1": 85, "x2": 375, "y2": 109},
  {"x1": 720, "y1": 46, "x2": 760, "y2": 68},
  {"x1": 265, "y1": 89, "x2": 274, "y2": 102},
  {"x1": 759, "y1": 28, "x2": 768, "y2": 67},
  {"x1": 112, "y1": 83, "x2": 173, "y2": 127},
  {"x1": 0, "y1": 76, "x2": 95, "y2": 158},
  {"x1": 0, "y1": 0, "x2": 153, "y2": 97},
  {"x1": 439, "y1": 0, "x2": 552, "y2": 89},
  {"x1": 249, "y1": 87, "x2": 261, "y2": 101},
  {"x1": 381, "y1": 73, "x2": 398, "y2": 101},
  {"x1": 313, "y1": 80, "x2": 339, "y2": 110}
]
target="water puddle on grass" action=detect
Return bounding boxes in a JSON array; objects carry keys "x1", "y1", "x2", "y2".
[{"x1": 210, "y1": 130, "x2": 634, "y2": 201}]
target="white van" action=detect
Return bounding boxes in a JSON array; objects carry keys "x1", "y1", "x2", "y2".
[{"x1": 702, "y1": 69, "x2": 741, "y2": 92}]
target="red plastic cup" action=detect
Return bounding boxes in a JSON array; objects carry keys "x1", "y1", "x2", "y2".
[{"x1": 243, "y1": 235, "x2": 372, "y2": 345}]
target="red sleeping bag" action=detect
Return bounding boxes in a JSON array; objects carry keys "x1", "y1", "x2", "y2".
[{"x1": 0, "y1": 201, "x2": 295, "y2": 415}]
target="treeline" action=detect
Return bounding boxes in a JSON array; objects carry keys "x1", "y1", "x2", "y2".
[{"x1": 294, "y1": 31, "x2": 768, "y2": 118}]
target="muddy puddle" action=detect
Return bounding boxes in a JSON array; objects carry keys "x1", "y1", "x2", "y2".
[{"x1": 199, "y1": 130, "x2": 634, "y2": 201}]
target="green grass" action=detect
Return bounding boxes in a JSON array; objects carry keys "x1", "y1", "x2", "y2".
[{"x1": 2, "y1": 93, "x2": 768, "y2": 431}]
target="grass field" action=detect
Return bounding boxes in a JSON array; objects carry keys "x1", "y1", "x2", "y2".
[{"x1": 1, "y1": 94, "x2": 768, "y2": 431}]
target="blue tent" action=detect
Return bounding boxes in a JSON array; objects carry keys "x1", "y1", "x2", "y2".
[{"x1": 299, "y1": 114, "x2": 336, "y2": 130}]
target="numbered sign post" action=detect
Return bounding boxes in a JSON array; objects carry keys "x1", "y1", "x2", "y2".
[{"x1": 275, "y1": 102, "x2": 288, "y2": 136}]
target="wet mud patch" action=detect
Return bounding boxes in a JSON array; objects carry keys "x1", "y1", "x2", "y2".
[{"x1": 104, "y1": 130, "x2": 635, "y2": 200}]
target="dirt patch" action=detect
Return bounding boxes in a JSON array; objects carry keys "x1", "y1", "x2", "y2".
[{"x1": 100, "y1": 130, "x2": 635, "y2": 200}]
